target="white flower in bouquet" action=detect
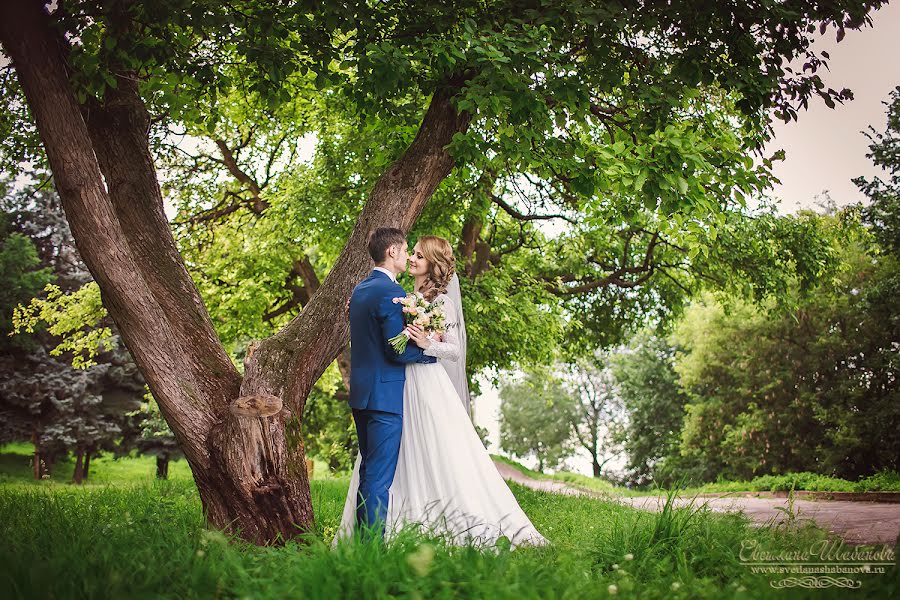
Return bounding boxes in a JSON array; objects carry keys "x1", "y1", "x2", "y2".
[{"x1": 388, "y1": 293, "x2": 447, "y2": 353}]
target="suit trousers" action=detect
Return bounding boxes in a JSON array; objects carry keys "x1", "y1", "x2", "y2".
[{"x1": 351, "y1": 407, "x2": 403, "y2": 540}]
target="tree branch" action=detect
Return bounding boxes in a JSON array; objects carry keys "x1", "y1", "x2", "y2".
[
  {"x1": 490, "y1": 193, "x2": 576, "y2": 224},
  {"x1": 546, "y1": 230, "x2": 662, "y2": 295},
  {"x1": 243, "y1": 76, "x2": 473, "y2": 412},
  {"x1": 214, "y1": 139, "x2": 268, "y2": 213}
]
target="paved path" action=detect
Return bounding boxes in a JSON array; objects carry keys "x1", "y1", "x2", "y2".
[{"x1": 494, "y1": 461, "x2": 900, "y2": 547}]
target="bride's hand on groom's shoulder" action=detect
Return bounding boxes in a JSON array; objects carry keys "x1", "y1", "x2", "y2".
[{"x1": 405, "y1": 325, "x2": 433, "y2": 349}]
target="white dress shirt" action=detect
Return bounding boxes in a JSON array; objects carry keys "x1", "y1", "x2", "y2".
[{"x1": 373, "y1": 266, "x2": 397, "y2": 283}]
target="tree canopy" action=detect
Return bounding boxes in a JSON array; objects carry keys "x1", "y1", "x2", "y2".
[{"x1": 0, "y1": 0, "x2": 887, "y2": 543}]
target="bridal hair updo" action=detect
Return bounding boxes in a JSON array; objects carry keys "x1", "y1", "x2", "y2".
[{"x1": 416, "y1": 236, "x2": 455, "y2": 302}]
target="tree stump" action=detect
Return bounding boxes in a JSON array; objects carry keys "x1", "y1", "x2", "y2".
[{"x1": 229, "y1": 394, "x2": 283, "y2": 418}]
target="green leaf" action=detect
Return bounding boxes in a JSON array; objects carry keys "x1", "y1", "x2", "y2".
[{"x1": 634, "y1": 170, "x2": 648, "y2": 191}]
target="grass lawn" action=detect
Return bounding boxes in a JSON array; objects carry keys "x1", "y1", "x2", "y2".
[
  {"x1": 0, "y1": 441, "x2": 196, "y2": 487},
  {"x1": 1, "y1": 445, "x2": 896, "y2": 599}
]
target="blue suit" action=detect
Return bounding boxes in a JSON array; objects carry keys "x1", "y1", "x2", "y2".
[{"x1": 348, "y1": 269, "x2": 436, "y2": 539}]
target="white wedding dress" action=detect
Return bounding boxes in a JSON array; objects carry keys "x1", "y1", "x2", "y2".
[{"x1": 333, "y1": 288, "x2": 549, "y2": 550}]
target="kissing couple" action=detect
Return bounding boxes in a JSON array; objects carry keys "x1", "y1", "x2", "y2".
[{"x1": 332, "y1": 227, "x2": 548, "y2": 549}]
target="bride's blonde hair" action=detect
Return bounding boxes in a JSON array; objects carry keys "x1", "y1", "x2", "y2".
[{"x1": 416, "y1": 236, "x2": 455, "y2": 302}]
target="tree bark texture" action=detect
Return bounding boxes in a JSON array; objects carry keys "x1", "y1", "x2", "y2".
[{"x1": 0, "y1": 1, "x2": 470, "y2": 545}]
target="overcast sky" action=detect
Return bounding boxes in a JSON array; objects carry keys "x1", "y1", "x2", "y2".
[{"x1": 766, "y1": 2, "x2": 899, "y2": 215}]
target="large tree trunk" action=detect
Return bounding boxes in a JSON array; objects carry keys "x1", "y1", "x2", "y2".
[{"x1": 1, "y1": 1, "x2": 470, "y2": 545}]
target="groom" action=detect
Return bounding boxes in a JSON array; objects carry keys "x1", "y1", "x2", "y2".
[{"x1": 347, "y1": 227, "x2": 436, "y2": 541}]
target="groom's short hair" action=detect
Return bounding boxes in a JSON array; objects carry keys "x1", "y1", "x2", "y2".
[{"x1": 368, "y1": 227, "x2": 406, "y2": 263}]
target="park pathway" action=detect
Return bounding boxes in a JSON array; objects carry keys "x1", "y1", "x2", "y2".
[{"x1": 493, "y1": 461, "x2": 900, "y2": 547}]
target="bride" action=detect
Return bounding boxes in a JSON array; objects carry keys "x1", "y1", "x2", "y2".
[{"x1": 333, "y1": 235, "x2": 549, "y2": 550}]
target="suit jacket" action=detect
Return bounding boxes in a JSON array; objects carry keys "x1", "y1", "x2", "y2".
[{"x1": 348, "y1": 270, "x2": 436, "y2": 414}]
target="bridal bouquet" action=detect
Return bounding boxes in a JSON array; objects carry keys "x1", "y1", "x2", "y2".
[{"x1": 388, "y1": 292, "x2": 447, "y2": 353}]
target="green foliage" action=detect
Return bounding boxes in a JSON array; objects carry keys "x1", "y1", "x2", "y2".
[
  {"x1": 747, "y1": 472, "x2": 856, "y2": 493},
  {"x1": 60, "y1": 1, "x2": 333, "y2": 140},
  {"x1": 610, "y1": 332, "x2": 693, "y2": 487},
  {"x1": 670, "y1": 221, "x2": 899, "y2": 481},
  {"x1": 676, "y1": 469, "x2": 900, "y2": 494},
  {"x1": 607, "y1": 90, "x2": 900, "y2": 487},
  {"x1": 0, "y1": 212, "x2": 53, "y2": 345},
  {"x1": 3, "y1": 0, "x2": 876, "y2": 374},
  {"x1": 472, "y1": 423, "x2": 491, "y2": 450},
  {"x1": 1, "y1": 186, "x2": 146, "y2": 474},
  {"x1": 689, "y1": 204, "x2": 845, "y2": 303},
  {"x1": 854, "y1": 85, "x2": 900, "y2": 255},
  {"x1": 10, "y1": 282, "x2": 112, "y2": 369},
  {"x1": 854, "y1": 470, "x2": 900, "y2": 493},
  {"x1": 0, "y1": 347, "x2": 141, "y2": 465},
  {"x1": 660, "y1": 85, "x2": 900, "y2": 489},
  {"x1": 460, "y1": 267, "x2": 565, "y2": 374},
  {"x1": 499, "y1": 371, "x2": 576, "y2": 472},
  {"x1": 559, "y1": 354, "x2": 626, "y2": 477},
  {"x1": 129, "y1": 390, "x2": 173, "y2": 442},
  {"x1": 302, "y1": 385, "x2": 356, "y2": 475},
  {"x1": 39, "y1": 387, "x2": 121, "y2": 452},
  {"x1": 125, "y1": 389, "x2": 183, "y2": 464}
]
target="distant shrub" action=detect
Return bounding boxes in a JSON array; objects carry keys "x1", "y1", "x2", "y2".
[{"x1": 854, "y1": 470, "x2": 900, "y2": 492}]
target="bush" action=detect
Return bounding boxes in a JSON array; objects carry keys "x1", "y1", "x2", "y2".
[{"x1": 854, "y1": 470, "x2": 900, "y2": 492}]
